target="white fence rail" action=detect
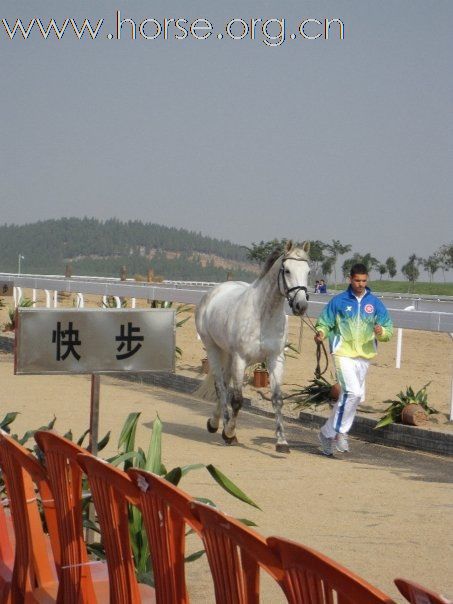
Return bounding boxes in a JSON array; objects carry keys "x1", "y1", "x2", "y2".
[
  {"x1": 1, "y1": 272, "x2": 453, "y2": 419},
  {"x1": 1, "y1": 272, "x2": 453, "y2": 332}
]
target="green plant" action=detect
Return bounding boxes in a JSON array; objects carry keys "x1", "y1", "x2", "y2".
[
  {"x1": 5, "y1": 297, "x2": 35, "y2": 330},
  {"x1": 375, "y1": 382, "x2": 438, "y2": 429},
  {"x1": 286, "y1": 375, "x2": 337, "y2": 409},
  {"x1": 108, "y1": 412, "x2": 258, "y2": 585},
  {"x1": 99, "y1": 296, "x2": 128, "y2": 308},
  {"x1": 148, "y1": 301, "x2": 192, "y2": 358}
]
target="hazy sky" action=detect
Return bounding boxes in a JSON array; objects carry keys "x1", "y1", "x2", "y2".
[{"x1": 1, "y1": 1, "x2": 452, "y2": 265}]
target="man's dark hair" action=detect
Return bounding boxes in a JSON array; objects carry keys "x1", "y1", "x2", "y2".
[{"x1": 350, "y1": 263, "x2": 368, "y2": 277}]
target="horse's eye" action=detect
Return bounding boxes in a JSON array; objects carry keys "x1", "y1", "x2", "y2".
[{"x1": 284, "y1": 269, "x2": 290, "y2": 275}]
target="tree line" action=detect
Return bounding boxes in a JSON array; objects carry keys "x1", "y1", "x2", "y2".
[{"x1": 246, "y1": 239, "x2": 453, "y2": 287}]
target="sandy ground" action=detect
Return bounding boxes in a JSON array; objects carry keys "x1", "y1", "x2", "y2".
[
  {"x1": 0, "y1": 358, "x2": 451, "y2": 603},
  {"x1": 1, "y1": 292, "x2": 452, "y2": 602}
]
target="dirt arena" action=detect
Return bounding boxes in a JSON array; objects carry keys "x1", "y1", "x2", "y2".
[{"x1": 0, "y1": 292, "x2": 452, "y2": 602}]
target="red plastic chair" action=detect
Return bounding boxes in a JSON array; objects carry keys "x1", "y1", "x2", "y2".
[
  {"x1": 395, "y1": 578, "x2": 451, "y2": 604},
  {"x1": 0, "y1": 432, "x2": 60, "y2": 603},
  {"x1": 190, "y1": 501, "x2": 288, "y2": 604},
  {"x1": 0, "y1": 493, "x2": 14, "y2": 601},
  {"x1": 267, "y1": 535, "x2": 395, "y2": 604},
  {"x1": 76, "y1": 453, "x2": 155, "y2": 604},
  {"x1": 128, "y1": 468, "x2": 203, "y2": 604},
  {"x1": 34, "y1": 430, "x2": 109, "y2": 604}
]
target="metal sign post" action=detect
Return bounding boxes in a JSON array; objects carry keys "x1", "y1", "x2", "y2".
[{"x1": 89, "y1": 374, "x2": 101, "y2": 455}]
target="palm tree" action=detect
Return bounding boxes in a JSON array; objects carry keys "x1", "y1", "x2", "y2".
[
  {"x1": 422, "y1": 255, "x2": 441, "y2": 283},
  {"x1": 324, "y1": 240, "x2": 352, "y2": 288},
  {"x1": 385, "y1": 257, "x2": 397, "y2": 279},
  {"x1": 378, "y1": 264, "x2": 387, "y2": 279},
  {"x1": 401, "y1": 254, "x2": 421, "y2": 292},
  {"x1": 437, "y1": 244, "x2": 452, "y2": 282}
]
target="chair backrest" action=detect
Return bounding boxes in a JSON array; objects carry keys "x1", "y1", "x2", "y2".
[
  {"x1": 34, "y1": 429, "x2": 98, "y2": 603},
  {"x1": 76, "y1": 453, "x2": 143, "y2": 604},
  {"x1": 128, "y1": 468, "x2": 203, "y2": 604},
  {"x1": 0, "y1": 432, "x2": 59, "y2": 601},
  {"x1": 394, "y1": 577, "x2": 451, "y2": 604},
  {"x1": 191, "y1": 501, "x2": 287, "y2": 604},
  {"x1": 0, "y1": 499, "x2": 14, "y2": 568},
  {"x1": 267, "y1": 536, "x2": 395, "y2": 604},
  {"x1": 0, "y1": 499, "x2": 14, "y2": 600}
]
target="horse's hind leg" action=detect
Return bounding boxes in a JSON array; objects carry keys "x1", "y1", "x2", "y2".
[
  {"x1": 223, "y1": 355, "x2": 246, "y2": 443},
  {"x1": 268, "y1": 354, "x2": 290, "y2": 453},
  {"x1": 205, "y1": 345, "x2": 230, "y2": 435}
]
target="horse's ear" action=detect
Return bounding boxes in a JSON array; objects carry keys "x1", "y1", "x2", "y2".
[
  {"x1": 284, "y1": 240, "x2": 294, "y2": 253},
  {"x1": 302, "y1": 241, "x2": 311, "y2": 254}
]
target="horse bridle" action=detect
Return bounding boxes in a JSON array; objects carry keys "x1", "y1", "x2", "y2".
[{"x1": 278, "y1": 256, "x2": 310, "y2": 309}]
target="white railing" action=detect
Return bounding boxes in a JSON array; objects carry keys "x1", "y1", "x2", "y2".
[{"x1": 1, "y1": 271, "x2": 453, "y2": 419}]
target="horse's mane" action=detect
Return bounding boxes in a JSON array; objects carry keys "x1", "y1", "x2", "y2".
[
  {"x1": 258, "y1": 244, "x2": 310, "y2": 280},
  {"x1": 258, "y1": 248, "x2": 282, "y2": 279}
]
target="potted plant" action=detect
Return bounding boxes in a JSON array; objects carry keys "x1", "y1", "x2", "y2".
[
  {"x1": 286, "y1": 375, "x2": 339, "y2": 409},
  {"x1": 252, "y1": 362, "x2": 269, "y2": 388},
  {"x1": 375, "y1": 382, "x2": 438, "y2": 429}
]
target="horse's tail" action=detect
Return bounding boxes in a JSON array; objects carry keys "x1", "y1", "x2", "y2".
[{"x1": 193, "y1": 371, "x2": 219, "y2": 401}]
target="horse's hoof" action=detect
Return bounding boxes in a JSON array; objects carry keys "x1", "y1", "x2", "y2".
[
  {"x1": 276, "y1": 443, "x2": 290, "y2": 454},
  {"x1": 222, "y1": 430, "x2": 238, "y2": 445},
  {"x1": 207, "y1": 419, "x2": 218, "y2": 433}
]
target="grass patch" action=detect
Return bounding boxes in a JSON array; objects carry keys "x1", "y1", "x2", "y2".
[{"x1": 328, "y1": 280, "x2": 453, "y2": 296}]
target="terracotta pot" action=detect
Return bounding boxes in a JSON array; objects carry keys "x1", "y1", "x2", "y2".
[
  {"x1": 330, "y1": 383, "x2": 341, "y2": 401},
  {"x1": 253, "y1": 369, "x2": 269, "y2": 388},
  {"x1": 401, "y1": 403, "x2": 428, "y2": 426},
  {"x1": 201, "y1": 357, "x2": 209, "y2": 374}
]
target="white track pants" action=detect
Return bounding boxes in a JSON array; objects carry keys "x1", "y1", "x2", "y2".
[{"x1": 321, "y1": 355, "x2": 370, "y2": 438}]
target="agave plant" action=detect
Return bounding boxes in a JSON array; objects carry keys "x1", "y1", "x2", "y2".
[
  {"x1": 375, "y1": 382, "x2": 438, "y2": 429},
  {"x1": 286, "y1": 375, "x2": 337, "y2": 410},
  {"x1": 100, "y1": 296, "x2": 128, "y2": 308},
  {"x1": 5, "y1": 297, "x2": 35, "y2": 330},
  {"x1": 106, "y1": 411, "x2": 258, "y2": 585}
]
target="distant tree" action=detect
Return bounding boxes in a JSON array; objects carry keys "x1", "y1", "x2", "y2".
[
  {"x1": 321, "y1": 257, "x2": 335, "y2": 283},
  {"x1": 245, "y1": 239, "x2": 284, "y2": 265},
  {"x1": 385, "y1": 256, "x2": 397, "y2": 279},
  {"x1": 401, "y1": 254, "x2": 421, "y2": 291},
  {"x1": 324, "y1": 239, "x2": 352, "y2": 286},
  {"x1": 422, "y1": 254, "x2": 440, "y2": 283},
  {"x1": 341, "y1": 254, "x2": 361, "y2": 280},
  {"x1": 309, "y1": 240, "x2": 327, "y2": 279},
  {"x1": 437, "y1": 243, "x2": 453, "y2": 282},
  {"x1": 360, "y1": 253, "x2": 380, "y2": 275},
  {"x1": 378, "y1": 264, "x2": 387, "y2": 279}
]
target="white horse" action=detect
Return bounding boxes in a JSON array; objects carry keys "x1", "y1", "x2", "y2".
[{"x1": 195, "y1": 241, "x2": 310, "y2": 453}]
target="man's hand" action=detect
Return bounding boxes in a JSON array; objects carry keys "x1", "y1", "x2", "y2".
[
  {"x1": 314, "y1": 331, "x2": 324, "y2": 343},
  {"x1": 374, "y1": 324, "x2": 383, "y2": 336}
]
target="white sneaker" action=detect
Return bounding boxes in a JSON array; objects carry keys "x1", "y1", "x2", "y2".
[
  {"x1": 318, "y1": 431, "x2": 333, "y2": 456},
  {"x1": 335, "y1": 433, "x2": 349, "y2": 453}
]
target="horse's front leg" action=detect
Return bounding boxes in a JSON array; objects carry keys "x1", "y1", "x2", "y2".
[
  {"x1": 223, "y1": 355, "x2": 246, "y2": 445},
  {"x1": 268, "y1": 353, "x2": 290, "y2": 453}
]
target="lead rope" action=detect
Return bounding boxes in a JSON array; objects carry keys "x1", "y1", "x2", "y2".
[{"x1": 300, "y1": 315, "x2": 329, "y2": 378}]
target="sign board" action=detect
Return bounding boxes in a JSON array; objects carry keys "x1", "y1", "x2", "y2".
[
  {"x1": 0, "y1": 281, "x2": 13, "y2": 296},
  {"x1": 15, "y1": 308, "x2": 175, "y2": 375}
]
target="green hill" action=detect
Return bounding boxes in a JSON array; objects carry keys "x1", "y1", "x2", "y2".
[{"x1": 0, "y1": 218, "x2": 256, "y2": 281}]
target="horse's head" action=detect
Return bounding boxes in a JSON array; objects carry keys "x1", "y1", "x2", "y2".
[{"x1": 279, "y1": 240, "x2": 311, "y2": 315}]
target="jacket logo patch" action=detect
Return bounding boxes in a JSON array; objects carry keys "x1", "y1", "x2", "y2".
[
  {"x1": 346, "y1": 305, "x2": 352, "y2": 312},
  {"x1": 364, "y1": 304, "x2": 374, "y2": 314}
]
